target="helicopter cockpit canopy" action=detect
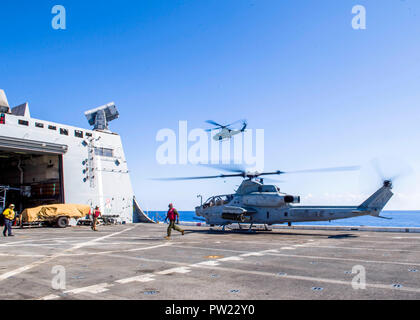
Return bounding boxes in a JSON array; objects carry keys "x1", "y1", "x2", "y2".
[{"x1": 203, "y1": 195, "x2": 234, "y2": 208}]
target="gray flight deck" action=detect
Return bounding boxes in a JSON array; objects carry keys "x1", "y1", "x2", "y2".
[{"x1": 1, "y1": 223, "x2": 420, "y2": 300}]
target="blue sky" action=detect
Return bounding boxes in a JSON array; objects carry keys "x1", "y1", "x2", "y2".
[{"x1": 1, "y1": 0, "x2": 419, "y2": 210}]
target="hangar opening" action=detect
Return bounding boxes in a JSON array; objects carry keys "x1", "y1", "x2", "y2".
[{"x1": 0, "y1": 137, "x2": 67, "y2": 212}]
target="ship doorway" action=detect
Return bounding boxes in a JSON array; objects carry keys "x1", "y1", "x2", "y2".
[{"x1": 0, "y1": 150, "x2": 64, "y2": 212}]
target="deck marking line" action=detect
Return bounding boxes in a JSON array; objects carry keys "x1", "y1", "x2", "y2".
[
  {"x1": 97, "y1": 253, "x2": 420, "y2": 295},
  {"x1": 170, "y1": 244, "x2": 420, "y2": 267},
  {"x1": 0, "y1": 238, "x2": 89, "y2": 247},
  {"x1": 240, "y1": 252, "x2": 265, "y2": 257},
  {"x1": 156, "y1": 267, "x2": 192, "y2": 275},
  {"x1": 116, "y1": 274, "x2": 155, "y2": 284},
  {"x1": 301, "y1": 244, "x2": 420, "y2": 254},
  {"x1": 189, "y1": 264, "x2": 420, "y2": 294},
  {"x1": 38, "y1": 294, "x2": 60, "y2": 300},
  {"x1": 0, "y1": 253, "x2": 46, "y2": 258},
  {"x1": 62, "y1": 243, "x2": 171, "y2": 257},
  {"x1": 218, "y1": 256, "x2": 243, "y2": 262},
  {"x1": 193, "y1": 261, "x2": 220, "y2": 267},
  {"x1": 39, "y1": 243, "x2": 420, "y2": 300},
  {"x1": 393, "y1": 237, "x2": 420, "y2": 239},
  {"x1": 65, "y1": 283, "x2": 113, "y2": 295},
  {"x1": 266, "y1": 252, "x2": 420, "y2": 267},
  {"x1": 0, "y1": 226, "x2": 137, "y2": 282}
]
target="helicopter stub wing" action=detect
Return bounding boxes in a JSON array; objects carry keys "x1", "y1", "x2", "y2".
[
  {"x1": 222, "y1": 206, "x2": 257, "y2": 215},
  {"x1": 221, "y1": 206, "x2": 256, "y2": 223}
]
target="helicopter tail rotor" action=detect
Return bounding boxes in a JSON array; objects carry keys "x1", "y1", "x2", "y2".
[
  {"x1": 358, "y1": 157, "x2": 415, "y2": 215},
  {"x1": 370, "y1": 158, "x2": 413, "y2": 189}
]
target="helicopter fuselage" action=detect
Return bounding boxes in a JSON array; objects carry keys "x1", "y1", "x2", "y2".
[
  {"x1": 213, "y1": 128, "x2": 242, "y2": 141},
  {"x1": 195, "y1": 179, "x2": 394, "y2": 226}
]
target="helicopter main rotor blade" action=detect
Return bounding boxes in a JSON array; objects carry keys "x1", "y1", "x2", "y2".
[
  {"x1": 257, "y1": 171, "x2": 285, "y2": 176},
  {"x1": 205, "y1": 120, "x2": 225, "y2": 128},
  {"x1": 282, "y1": 166, "x2": 361, "y2": 175},
  {"x1": 244, "y1": 166, "x2": 360, "y2": 178},
  {"x1": 152, "y1": 173, "x2": 245, "y2": 181},
  {"x1": 152, "y1": 165, "x2": 360, "y2": 182},
  {"x1": 200, "y1": 164, "x2": 246, "y2": 174},
  {"x1": 224, "y1": 119, "x2": 247, "y2": 128},
  {"x1": 260, "y1": 177, "x2": 287, "y2": 184}
]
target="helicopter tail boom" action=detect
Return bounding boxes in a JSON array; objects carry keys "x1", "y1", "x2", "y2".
[
  {"x1": 240, "y1": 121, "x2": 248, "y2": 132},
  {"x1": 358, "y1": 181, "x2": 394, "y2": 216}
]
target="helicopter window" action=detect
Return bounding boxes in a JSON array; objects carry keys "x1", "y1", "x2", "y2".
[
  {"x1": 203, "y1": 197, "x2": 216, "y2": 208},
  {"x1": 203, "y1": 195, "x2": 232, "y2": 208},
  {"x1": 263, "y1": 185, "x2": 277, "y2": 192}
]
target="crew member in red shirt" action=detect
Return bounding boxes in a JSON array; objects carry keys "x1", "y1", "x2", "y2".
[
  {"x1": 91, "y1": 206, "x2": 102, "y2": 231},
  {"x1": 164, "y1": 203, "x2": 184, "y2": 240}
]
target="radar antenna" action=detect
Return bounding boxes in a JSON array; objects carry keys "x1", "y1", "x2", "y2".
[{"x1": 85, "y1": 102, "x2": 119, "y2": 131}]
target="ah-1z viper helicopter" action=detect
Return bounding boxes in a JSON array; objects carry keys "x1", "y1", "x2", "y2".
[
  {"x1": 159, "y1": 165, "x2": 394, "y2": 230},
  {"x1": 205, "y1": 120, "x2": 248, "y2": 141}
]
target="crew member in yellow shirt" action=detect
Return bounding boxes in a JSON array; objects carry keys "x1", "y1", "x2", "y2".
[{"x1": 3, "y1": 204, "x2": 15, "y2": 237}]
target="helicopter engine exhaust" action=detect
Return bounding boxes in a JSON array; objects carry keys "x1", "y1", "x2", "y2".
[{"x1": 284, "y1": 196, "x2": 301, "y2": 204}]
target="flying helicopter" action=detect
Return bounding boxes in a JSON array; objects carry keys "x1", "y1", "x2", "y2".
[
  {"x1": 205, "y1": 120, "x2": 248, "y2": 141},
  {"x1": 156, "y1": 165, "x2": 395, "y2": 231}
]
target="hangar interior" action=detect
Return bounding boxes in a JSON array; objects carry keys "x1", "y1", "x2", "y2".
[{"x1": 0, "y1": 150, "x2": 64, "y2": 212}]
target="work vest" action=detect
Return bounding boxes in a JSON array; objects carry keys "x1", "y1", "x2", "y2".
[
  {"x1": 93, "y1": 210, "x2": 101, "y2": 218},
  {"x1": 3, "y1": 208, "x2": 15, "y2": 220},
  {"x1": 167, "y1": 208, "x2": 177, "y2": 221}
]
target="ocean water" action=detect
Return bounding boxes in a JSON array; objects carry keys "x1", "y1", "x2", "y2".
[{"x1": 146, "y1": 211, "x2": 420, "y2": 228}]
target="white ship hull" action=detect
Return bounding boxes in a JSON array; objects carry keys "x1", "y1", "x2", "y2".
[{"x1": 0, "y1": 90, "x2": 152, "y2": 224}]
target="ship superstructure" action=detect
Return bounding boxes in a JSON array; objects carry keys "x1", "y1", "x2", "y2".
[{"x1": 0, "y1": 89, "x2": 152, "y2": 223}]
